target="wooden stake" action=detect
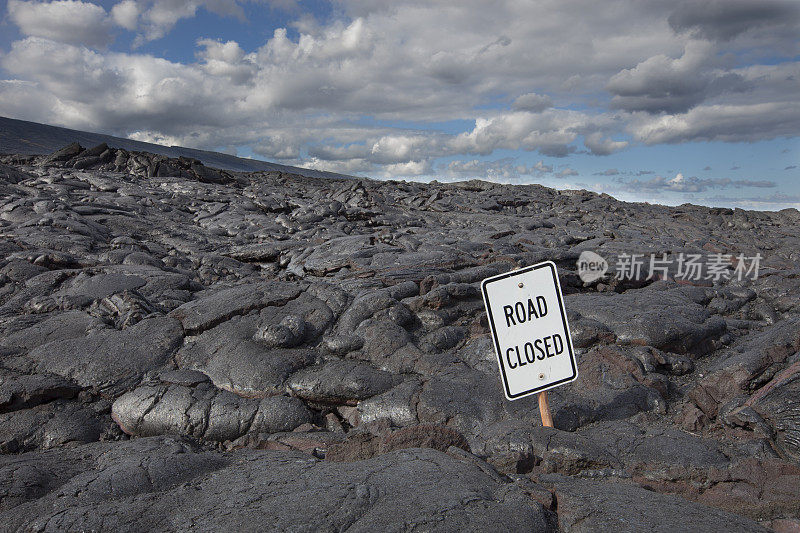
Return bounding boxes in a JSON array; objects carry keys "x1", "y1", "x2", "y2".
[{"x1": 538, "y1": 391, "x2": 553, "y2": 427}]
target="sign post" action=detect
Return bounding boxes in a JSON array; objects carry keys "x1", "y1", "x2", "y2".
[
  {"x1": 481, "y1": 261, "x2": 577, "y2": 427},
  {"x1": 538, "y1": 390, "x2": 554, "y2": 427}
]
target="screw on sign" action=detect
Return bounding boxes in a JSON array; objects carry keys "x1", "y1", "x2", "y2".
[{"x1": 481, "y1": 261, "x2": 578, "y2": 427}]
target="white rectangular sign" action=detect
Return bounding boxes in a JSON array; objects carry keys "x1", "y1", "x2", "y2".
[{"x1": 481, "y1": 261, "x2": 578, "y2": 400}]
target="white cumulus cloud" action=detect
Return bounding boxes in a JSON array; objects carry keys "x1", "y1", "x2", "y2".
[
  {"x1": 7, "y1": 0, "x2": 113, "y2": 47},
  {"x1": 111, "y1": 0, "x2": 141, "y2": 31}
]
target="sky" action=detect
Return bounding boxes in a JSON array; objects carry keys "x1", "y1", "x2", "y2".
[{"x1": 0, "y1": 0, "x2": 798, "y2": 210}]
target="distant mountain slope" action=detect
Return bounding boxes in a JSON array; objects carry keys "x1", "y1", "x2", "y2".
[{"x1": 0, "y1": 116, "x2": 352, "y2": 180}]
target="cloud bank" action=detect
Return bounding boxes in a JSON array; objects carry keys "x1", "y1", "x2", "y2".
[{"x1": 0, "y1": 0, "x2": 797, "y2": 188}]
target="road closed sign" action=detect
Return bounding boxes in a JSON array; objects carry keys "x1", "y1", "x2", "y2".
[{"x1": 481, "y1": 261, "x2": 578, "y2": 400}]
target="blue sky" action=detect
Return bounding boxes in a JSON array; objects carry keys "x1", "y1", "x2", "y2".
[{"x1": 0, "y1": 0, "x2": 798, "y2": 209}]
